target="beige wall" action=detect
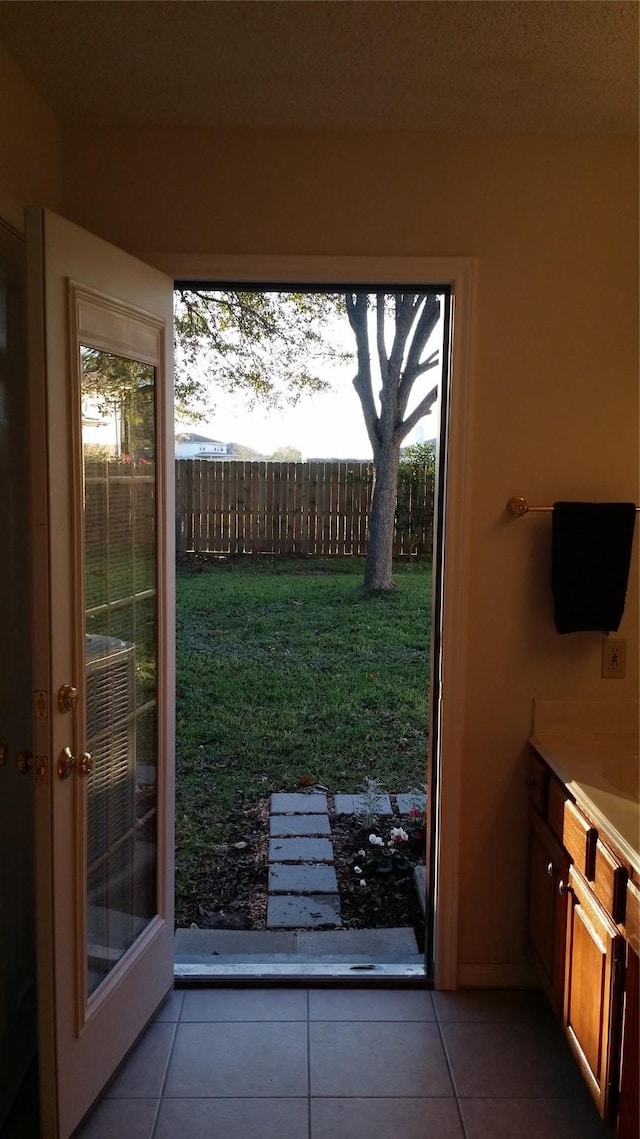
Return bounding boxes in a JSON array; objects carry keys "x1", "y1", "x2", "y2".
[
  {"x1": 1, "y1": 72, "x2": 637, "y2": 981},
  {"x1": 62, "y1": 126, "x2": 638, "y2": 979},
  {"x1": 0, "y1": 42, "x2": 62, "y2": 229}
]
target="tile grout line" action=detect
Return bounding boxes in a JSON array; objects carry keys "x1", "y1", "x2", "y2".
[
  {"x1": 148, "y1": 995, "x2": 183, "y2": 1139},
  {"x1": 432, "y1": 1011, "x2": 471, "y2": 1139}
]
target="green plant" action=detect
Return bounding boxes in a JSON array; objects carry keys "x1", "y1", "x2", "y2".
[
  {"x1": 396, "y1": 442, "x2": 436, "y2": 558},
  {"x1": 403, "y1": 784, "x2": 427, "y2": 847},
  {"x1": 351, "y1": 826, "x2": 414, "y2": 883},
  {"x1": 353, "y1": 776, "x2": 386, "y2": 830}
]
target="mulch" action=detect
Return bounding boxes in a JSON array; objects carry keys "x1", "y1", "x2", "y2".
[{"x1": 175, "y1": 794, "x2": 425, "y2": 951}]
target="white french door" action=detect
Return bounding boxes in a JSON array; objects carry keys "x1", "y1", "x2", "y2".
[{"x1": 27, "y1": 209, "x2": 175, "y2": 1139}]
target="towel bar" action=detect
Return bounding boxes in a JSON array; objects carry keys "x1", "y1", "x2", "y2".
[{"x1": 506, "y1": 496, "x2": 640, "y2": 518}]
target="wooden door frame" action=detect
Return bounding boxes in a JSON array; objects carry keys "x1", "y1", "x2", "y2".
[
  {"x1": 0, "y1": 217, "x2": 38, "y2": 1127},
  {"x1": 152, "y1": 252, "x2": 476, "y2": 990}
]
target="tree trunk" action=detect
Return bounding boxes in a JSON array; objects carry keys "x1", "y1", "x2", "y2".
[{"x1": 364, "y1": 440, "x2": 401, "y2": 591}]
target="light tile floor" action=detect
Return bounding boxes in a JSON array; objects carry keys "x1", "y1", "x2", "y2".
[{"x1": 3, "y1": 987, "x2": 615, "y2": 1138}]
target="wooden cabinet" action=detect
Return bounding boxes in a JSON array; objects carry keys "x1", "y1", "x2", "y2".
[
  {"x1": 528, "y1": 809, "x2": 569, "y2": 1016},
  {"x1": 618, "y1": 945, "x2": 639, "y2": 1139},
  {"x1": 527, "y1": 750, "x2": 638, "y2": 1135}
]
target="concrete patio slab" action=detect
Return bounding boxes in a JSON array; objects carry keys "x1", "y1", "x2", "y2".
[
  {"x1": 334, "y1": 792, "x2": 393, "y2": 816},
  {"x1": 269, "y1": 837, "x2": 334, "y2": 863},
  {"x1": 267, "y1": 894, "x2": 342, "y2": 929},
  {"x1": 269, "y1": 864, "x2": 338, "y2": 894},
  {"x1": 396, "y1": 792, "x2": 427, "y2": 815},
  {"x1": 270, "y1": 792, "x2": 328, "y2": 814},
  {"x1": 270, "y1": 813, "x2": 331, "y2": 837},
  {"x1": 174, "y1": 928, "x2": 296, "y2": 955}
]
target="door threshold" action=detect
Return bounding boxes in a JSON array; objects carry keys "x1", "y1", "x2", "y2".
[{"x1": 174, "y1": 960, "x2": 426, "y2": 982}]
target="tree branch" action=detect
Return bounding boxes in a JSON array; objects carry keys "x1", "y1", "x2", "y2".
[
  {"x1": 345, "y1": 293, "x2": 381, "y2": 457},
  {"x1": 376, "y1": 293, "x2": 388, "y2": 380},
  {"x1": 399, "y1": 351, "x2": 439, "y2": 393},
  {"x1": 396, "y1": 295, "x2": 441, "y2": 419},
  {"x1": 403, "y1": 295, "x2": 440, "y2": 379},
  {"x1": 395, "y1": 384, "x2": 439, "y2": 443}
]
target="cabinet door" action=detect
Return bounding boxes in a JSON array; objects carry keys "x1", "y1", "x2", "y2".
[
  {"x1": 564, "y1": 867, "x2": 625, "y2": 1123},
  {"x1": 528, "y1": 810, "x2": 569, "y2": 1015}
]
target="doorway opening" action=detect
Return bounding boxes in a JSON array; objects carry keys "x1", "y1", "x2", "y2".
[{"x1": 171, "y1": 284, "x2": 453, "y2": 981}]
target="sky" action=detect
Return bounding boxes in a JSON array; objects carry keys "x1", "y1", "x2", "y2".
[{"x1": 176, "y1": 300, "x2": 444, "y2": 461}]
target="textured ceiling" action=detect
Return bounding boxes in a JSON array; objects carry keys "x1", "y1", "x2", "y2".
[{"x1": 0, "y1": 0, "x2": 637, "y2": 134}]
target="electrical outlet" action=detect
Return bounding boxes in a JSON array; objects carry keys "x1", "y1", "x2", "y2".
[{"x1": 601, "y1": 638, "x2": 627, "y2": 679}]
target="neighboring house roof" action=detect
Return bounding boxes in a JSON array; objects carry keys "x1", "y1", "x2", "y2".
[{"x1": 176, "y1": 433, "x2": 226, "y2": 445}]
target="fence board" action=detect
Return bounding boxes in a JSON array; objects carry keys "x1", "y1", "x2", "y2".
[
  {"x1": 174, "y1": 459, "x2": 433, "y2": 557},
  {"x1": 239, "y1": 462, "x2": 249, "y2": 553},
  {"x1": 295, "y1": 462, "x2": 305, "y2": 553},
  {"x1": 285, "y1": 462, "x2": 295, "y2": 554},
  {"x1": 185, "y1": 461, "x2": 194, "y2": 551}
]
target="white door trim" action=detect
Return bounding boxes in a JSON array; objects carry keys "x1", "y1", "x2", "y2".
[
  {"x1": 160, "y1": 252, "x2": 476, "y2": 990},
  {"x1": 28, "y1": 209, "x2": 175, "y2": 1136}
]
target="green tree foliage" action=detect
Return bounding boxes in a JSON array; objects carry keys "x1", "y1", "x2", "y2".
[
  {"x1": 81, "y1": 347, "x2": 155, "y2": 458},
  {"x1": 173, "y1": 289, "x2": 347, "y2": 420},
  {"x1": 172, "y1": 288, "x2": 442, "y2": 591},
  {"x1": 397, "y1": 442, "x2": 437, "y2": 557},
  {"x1": 270, "y1": 445, "x2": 303, "y2": 461},
  {"x1": 399, "y1": 441, "x2": 436, "y2": 478}
]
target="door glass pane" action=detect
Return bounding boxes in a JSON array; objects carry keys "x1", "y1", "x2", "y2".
[{"x1": 81, "y1": 347, "x2": 157, "y2": 998}]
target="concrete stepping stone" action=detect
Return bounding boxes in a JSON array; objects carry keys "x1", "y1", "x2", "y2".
[
  {"x1": 270, "y1": 792, "x2": 327, "y2": 814},
  {"x1": 267, "y1": 894, "x2": 341, "y2": 929},
  {"x1": 266, "y1": 791, "x2": 340, "y2": 930},
  {"x1": 269, "y1": 864, "x2": 338, "y2": 894},
  {"x1": 269, "y1": 836, "x2": 334, "y2": 863},
  {"x1": 334, "y1": 792, "x2": 393, "y2": 816},
  {"x1": 396, "y1": 792, "x2": 426, "y2": 815},
  {"x1": 270, "y1": 814, "x2": 331, "y2": 837}
]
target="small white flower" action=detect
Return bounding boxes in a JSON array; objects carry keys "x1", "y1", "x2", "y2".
[
  {"x1": 359, "y1": 878, "x2": 367, "y2": 888},
  {"x1": 353, "y1": 865, "x2": 362, "y2": 875},
  {"x1": 390, "y1": 827, "x2": 409, "y2": 842},
  {"x1": 358, "y1": 849, "x2": 366, "y2": 857},
  {"x1": 369, "y1": 833, "x2": 384, "y2": 846}
]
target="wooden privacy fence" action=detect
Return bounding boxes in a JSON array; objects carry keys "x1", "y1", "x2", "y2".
[{"x1": 175, "y1": 459, "x2": 434, "y2": 557}]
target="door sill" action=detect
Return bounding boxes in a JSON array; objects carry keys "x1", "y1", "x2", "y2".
[{"x1": 174, "y1": 960, "x2": 426, "y2": 982}]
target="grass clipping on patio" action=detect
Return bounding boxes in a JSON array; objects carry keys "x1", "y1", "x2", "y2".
[{"x1": 175, "y1": 556, "x2": 431, "y2": 924}]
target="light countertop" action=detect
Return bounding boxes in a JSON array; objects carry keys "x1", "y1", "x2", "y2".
[{"x1": 530, "y1": 700, "x2": 639, "y2": 874}]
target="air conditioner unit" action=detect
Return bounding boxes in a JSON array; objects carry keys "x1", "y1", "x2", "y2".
[
  {"x1": 85, "y1": 633, "x2": 137, "y2": 880},
  {"x1": 84, "y1": 634, "x2": 159, "y2": 991}
]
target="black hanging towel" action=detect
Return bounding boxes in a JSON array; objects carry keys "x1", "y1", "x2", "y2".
[{"x1": 551, "y1": 502, "x2": 637, "y2": 634}]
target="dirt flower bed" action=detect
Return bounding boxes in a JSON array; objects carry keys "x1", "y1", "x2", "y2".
[
  {"x1": 330, "y1": 813, "x2": 425, "y2": 948},
  {"x1": 176, "y1": 793, "x2": 425, "y2": 950},
  {"x1": 174, "y1": 799, "x2": 270, "y2": 930}
]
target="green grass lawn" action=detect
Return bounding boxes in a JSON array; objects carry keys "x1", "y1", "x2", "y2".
[{"x1": 175, "y1": 556, "x2": 432, "y2": 909}]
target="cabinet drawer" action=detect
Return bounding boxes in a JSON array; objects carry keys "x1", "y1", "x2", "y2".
[
  {"x1": 563, "y1": 800, "x2": 596, "y2": 878},
  {"x1": 592, "y1": 839, "x2": 628, "y2": 924},
  {"x1": 624, "y1": 879, "x2": 640, "y2": 955}
]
